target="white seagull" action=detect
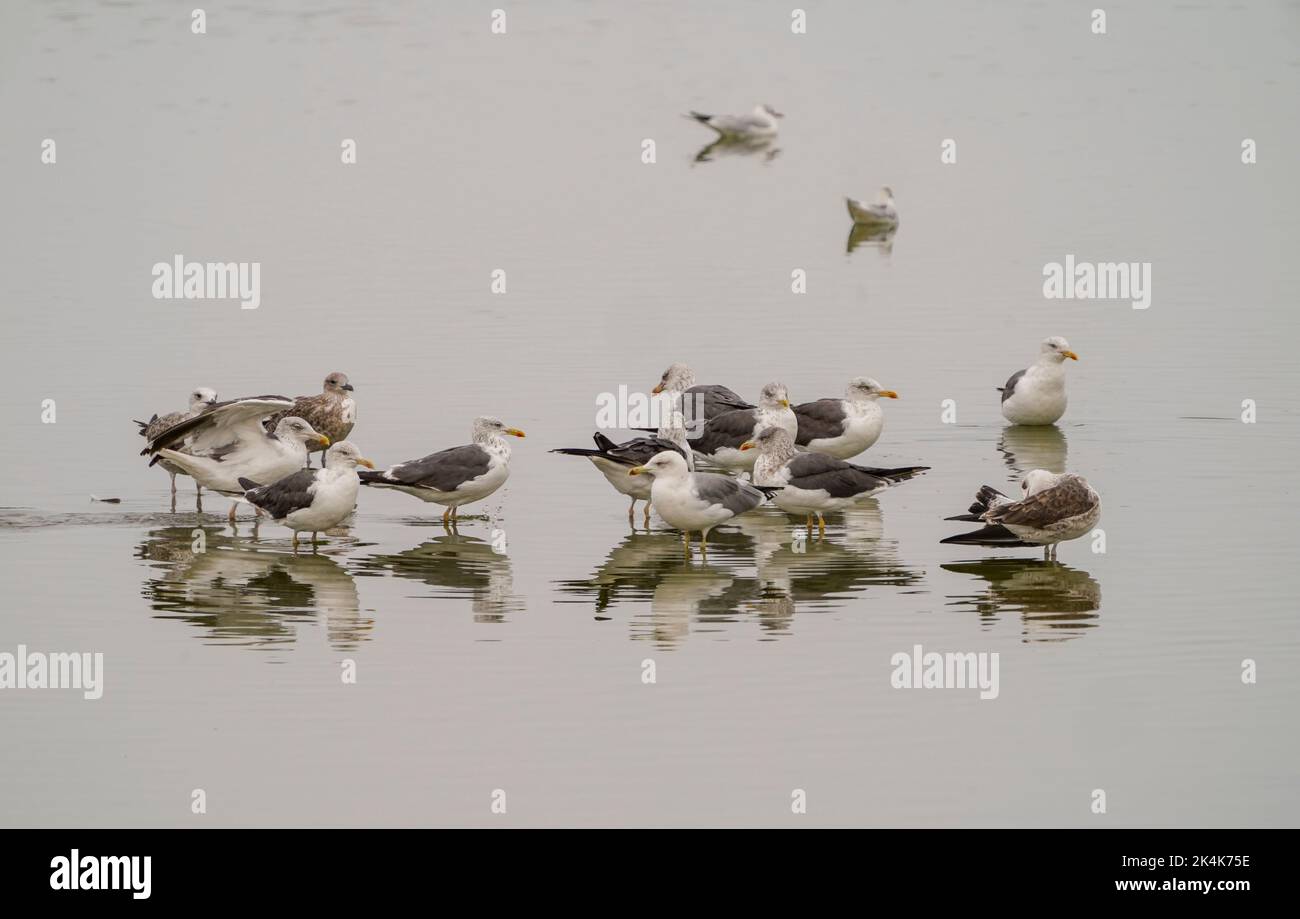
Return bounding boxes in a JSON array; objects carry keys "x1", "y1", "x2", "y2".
[
  {"x1": 999, "y1": 336, "x2": 1079, "y2": 425},
  {"x1": 942, "y1": 469, "x2": 1101, "y2": 560},
  {"x1": 628, "y1": 451, "x2": 774, "y2": 554},
  {"x1": 359, "y1": 416, "x2": 525, "y2": 525},
  {"x1": 691, "y1": 382, "x2": 797, "y2": 473},
  {"x1": 846, "y1": 186, "x2": 898, "y2": 227},
  {"x1": 794, "y1": 377, "x2": 899, "y2": 460},
  {"x1": 142, "y1": 396, "x2": 329, "y2": 521},
  {"x1": 745, "y1": 426, "x2": 928, "y2": 535},
  {"x1": 240, "y1": 441, "x2": 374, "y2": 552},
  {"x1": 688, "y1": 103, "x2": 783, "y2": 139},
  {"x1": 134, "y1": 386, "x2": 218, "y2": 496}
]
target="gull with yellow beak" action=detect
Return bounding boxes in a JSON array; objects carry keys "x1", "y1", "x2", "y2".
[
  {"x1": 794, "y1": 377, "x2": 900, "y2": 460},
  {"x1": 239, "y1": 441, "x2": 374, "y2": 552},
  {"x1": 690, "y1": 382, "x2": 797, "y2": 473},
  {"x1": 628, "y1": 451, "x2": 775, "y2": 555},
  {"x1": 359, "y1": 416, "x2": 525, "y2": 525},
  {"x1": 999, "y1": 337, "x2": 1079, "y2": 425}
]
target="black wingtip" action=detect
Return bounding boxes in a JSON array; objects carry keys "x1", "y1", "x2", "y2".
[
  {"x1": 940, "y1": 523, "x2": 1036, "y2": 547},
  {"x1": 236, "y1": 477, "x2": 262, "y2": 491},
  {"x1": 550, "y1": 447, "x2": 605, "y2": 457}
]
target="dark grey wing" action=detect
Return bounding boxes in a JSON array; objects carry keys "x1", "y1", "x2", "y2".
[
  {"x1": 364, "y1": 444, "x2": 490, "y2": 493},
  {"x1": 605, "y1": 436, "x2": 687, "y2": 466},
  {"x1": 692, "y1": 473, "x2": 765, "y2": 516},
  {"x1": 987, "y1": 477, "x2": 1096, "y2": 528},
  {"x1": 998, "y1": 369, "x2": 1027, "y2": 403},
  {"x1": 694, "y1": 408, "x2": 759, "y2": 456},
  {"x1": 685, "y1": 384, "x2": 754, "y2": 421},
  {"x1": 239, "y1": 468, "x2": 320, "y2": 519},
  {"x1": 786, "y1": 452, "x2": 888, "y2": 498},
  {"x1": 793, "y1": 399, "x2": 848, "y2": 445},
  {"x1": 940, "y1": 523, "x2": 1037, "y2": 547}
]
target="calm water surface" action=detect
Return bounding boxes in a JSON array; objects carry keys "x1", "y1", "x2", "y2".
[{"x1": 1, "y1": 0, "x2": 1298, "y2": 826}]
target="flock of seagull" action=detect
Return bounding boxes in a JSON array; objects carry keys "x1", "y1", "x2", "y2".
[{"x1": 135, "y1": 339, "x2": 1101, "y2": 558}]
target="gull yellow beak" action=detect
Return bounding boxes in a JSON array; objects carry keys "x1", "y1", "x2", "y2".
[
  {"x1": 628, "y1": 466, "x2": 645, "y2": 476},
  {"x1": 651, "y1": 383, "x2": 664, "y2": 395},
  {"x1": 779, "y1": 399, "x2": 790, "y2": 408},
  {"x1": 315, "y1": 434, "x2": 331, "y2": 448},
  {"x1": 504, "y1": 428, "x2": 526, "y2": 438},
  {"x1": 1063, "y1": 350, "x2": 1079, "y2": 361},
  {"x1": 880, "y1": 390, "x2": 899, "y2": 399},
  {"x1": 357, "y1": 458, "x2": 375, "y2": 469},
  {"x1": 739, "y1": 441, "x2": 756, "y2": 451}
]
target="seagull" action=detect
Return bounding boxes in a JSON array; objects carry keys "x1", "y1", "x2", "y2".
[
  {"x1": 239, "y1": 441, "x2": 374, "y2": 552},
  {"x1": 688, "y1": 104, "x2": 783, "y2": 139},
  {"x1": 142, "y1": 396, "x2": 329, "y2": 521},
  {"x1": 846, "y1": 186, "x2": 898, "y2": 227},
  {"x1": 691, "y1": 382, "x2": 796, "y2": 472},
  {"x1": 794, "y1": 377, "x2": 899, "y2": 460},
  {"x1": 941, "y1": 469, "x2": 1101, "y2": 560},
  {"x1": 651, "y1": 362, "x2": 754, "y2": 425},
  {"x1": 999, "y1": 337, "x2": 1078, "y2": 425},
  {"x1": 628, "y1": 451, "x2": 775, "y2": 554},
  {"x1": 134, "y1": 386, "x2": 218, "y2": 497},
  {"x1": 551, "y1": 413, "x2": 692, "y2": 525},
  {"x1": 744, "y1": 426, "x2": 929, "y2": 536},
  {"x1": 265, "y1": 371, "x2": 356, "y2": 466},
  {"x1": 359, "y1": 416, "x2": 525, "y2": 525}
]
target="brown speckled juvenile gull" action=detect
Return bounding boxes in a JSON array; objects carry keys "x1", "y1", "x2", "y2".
[
  {"x1": 265, "y1": 372, "x2": 356, "y2": 465},
  {"x1": 134, "y1": 386, "x2": 218, "y2": 495}
]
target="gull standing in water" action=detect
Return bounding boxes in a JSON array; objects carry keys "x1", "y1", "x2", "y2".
[
  {"x1": 628, "y1": 451, "x2": 774, "y2": 555},
  {"x1": 692, "y1": 382, "x2": 797, "y2": 473},
  {"x1": 999, "y1": 337, "x2": 1078, "y2": 425},
  {"x1": 142, "y1": 396, "x2": 329, "y2": 521},
  {"x1": 134, "y1": 386, "x2": 218, "y2": 498},
  {"x1": 745, "y1": 427, "x2": 928, "y2": 536},
  {"x1": 688, "y1": 104, "x2": 783, "y2": 140},
  {"x1": 846, "y1": 186, "x2": 898, "y2": 228},
  {"x1": 651, "y1": 362, "x2": 754, "y2": 424},
  {"x1": 359, "y1": 416, "x2": 524, "y2": 526},
  {"x1": 265, "y1": 371, "x2": 357, "y2": 466},
  {"x1": 941, "y1": 469, "x2": 1101, "y2": 560},
  {"x1": 794, "y1": 377, "x2": 899, "y2": 460},
  {"x1": 239, "y1": 441, "x2": 374, "y2": 552}
]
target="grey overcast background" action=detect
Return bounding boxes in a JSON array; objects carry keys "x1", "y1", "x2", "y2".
[{"x1": 1, "y1": 0, "x2": 1298, "y2": 827}]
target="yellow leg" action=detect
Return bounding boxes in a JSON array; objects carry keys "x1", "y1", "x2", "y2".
[
  {"x1": 291, "y1": 532, "x2": 299, "y2": 553},
  {"x1": 442, "y1": 507, "x2": 451, "y2": 525},
  {"x1": 700, "y1": 530, "x2": 709, "y2": 557},
  {"x1": 817, "y1": 513, "x2": 826, "y2": 538},
  {"x1": 682, "y1": 530, "x2": 691, "y2": 554}
]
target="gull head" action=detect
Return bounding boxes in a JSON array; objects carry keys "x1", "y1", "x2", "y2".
[
  {"x1": 653, "y1": 362, "x2": 696, "y2": 395},
  {"x1": 759, "y1": 104, "x2": 784, "y2": 119},
  {"x1": 275, "y1": 416, "x2": 329, "y2": 450},
  {"x1": 1020, "y1": 468, "x2": 1060, "y2": 497},
  {"x1": 324, "y1": 440, "x2": 374, "y2": 470},
  {"x1": 189, "y1": 387, "x2": 218, "y2": 411},
  {"x1": 629, "y1": 450, "x2": 689, "y2": 479},
  {"x1": 879, "y1": 186, "x2": 895, "y2": 203},
  {"x1": 847, "y1": 377, "x2": 898, "y2": 401},
  {"x1": 759, "y1": 382, "x2": 791, "y2": 410},
  {"x1": 473, "y1": 416, "x2": 527, "y2": 441},
  {"x1": 741, "y1": 425, "x2": 795, "y2": 456},
  {"x1": 323, "y1": 371, "x2": 354, "y2": 394},
  {"x1": 1040, "y1": 336, "x2": 1079, "y2": 363}
]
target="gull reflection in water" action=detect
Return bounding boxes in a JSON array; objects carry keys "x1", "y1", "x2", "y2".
[
  {"x1": 846, "y1": 223, "x2": 896, "y2": 256},
  {"x1": 942, "y1": 559, "x2": 1100, "y2": 643},
  {"x1": 354, "y1": 530, "x2": 522, "y2": 624},
  {"x1": 998, "y1": 424, "x2": 1068, "y2": 476},
  {"x1": 558, "y1": 503, "x2": 922, "y2": 647},
  {"x1": 137, "y1": 526, "x2": 372, "y2": 651},
  {"x1": 693, "y1": 135, "x2": 780, "y2": 164}
]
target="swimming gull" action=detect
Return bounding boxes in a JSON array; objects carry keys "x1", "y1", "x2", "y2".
[
  {"x1": 846, "y1": 186, "x2": 898, "y2": 227},
  {"x1": 794, "y1": 377, "x2": 898, "y2": 460},
  {"x1": 134, "y1": 386, "x2": 218, "y2": 496},
  {"x1": 941, "y1": 469, "x2": 1101, "y2": 560},
  {"x1": 999, "y1": 337, "x2": 1078, "y2": 425},
  {"x1": 265, "y1": 371, "x2": 356, "y2": 466},
  {"x1": 359, "y1": 416, "x2": 524, "y2": 526},
  {"x1": 688, "y1": 104, "x2": 783, "y2": 139},
  {"x1": 745, "y1": 426, "x2": 928, "y2": 535},
  {"x1": 142, "y1": 396, "x2": 328, "y2": 521},
  {"x1": 691, "y1": 382, "x2": 796, "y2": 472},
  {"x1": 628, "y1": 451, "x2": 775, "y2": 554},
  {"x1": 239, "y1": 441, "x2": 374, "y2": 552}
]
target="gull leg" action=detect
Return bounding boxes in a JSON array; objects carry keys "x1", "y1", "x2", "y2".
[
  {"x1": 170, "y1": 491, "x2": 177, "y2": 514},
  {"x1": 700, "y1": 530, "x2": 709, "y2": 558},
  {"x1": 628, "y1": 497, "x2": 636, "y2": 523},
  {"x1": 228, "y1": 502, "x2": 238, "y2": 523},
  {"x1": 312, "y1": 531, "x2": 319, "y2": 552},
  {"x1": 682, "y1": 530, "x2": 691, "y2": 555},
  {"x1": 169, "y1": 471, "x2": 178, "y2": 496},
  {"x1": 442, "y1": 507, "x2": 451, "y2": 526},
  {"x1": 816, "y1": 513, "x2": 826, "y2": 538},
  {"x1": 806, "y1": 514, "x2": 814, "y2": 537},
  {"x1": 291, "y1": 532, "x2": 299, "y2": 553},
  {"x1": 643, "y1": 502, "x2": 652, "y2": 526},
  {"x1": 1043, "y1": 545, "x2": 1050, "y2": 561}
]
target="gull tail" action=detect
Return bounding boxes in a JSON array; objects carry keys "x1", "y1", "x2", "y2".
[
  {"x1": 945, "y1": 484, "x2": 1008, "y2": 521},
  {"x1": 850, "y1": 463, "x2": 930, "y2": 482},
  {"x1": 940, "y1": 523, "x2": 1036, "y2": 548},
  {"x1": 133, "y1": 414, "x2": 157, "y2": 436},
  {"x1": 753, "y1": 485, "x2": 784, "y2": 500},
  {"x1": 358, "y1": 469, "x2": 389, "y2": 485},
  {"x1": 550, "y1": 446, "x2": 609, "y2": 458},
  {"x1": 688, "y1": 111, "x2": 713, "y2": 124}
]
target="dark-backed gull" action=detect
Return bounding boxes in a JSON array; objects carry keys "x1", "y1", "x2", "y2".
[
  {"x1": 691, "y1": 382, "x2": 795, "y2": 472},
  {"x1": 794, "y1": 377, "x2": 898, "y2": 460},
  {"x1": 240, "y1": 441, "x2": 374, "y2": 552},
  {"x1": 999, "y1": 337, "x2": 1078, "y2": 425}
]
